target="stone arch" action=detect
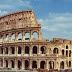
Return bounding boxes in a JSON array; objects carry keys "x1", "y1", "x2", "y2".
[
  {"x1": 18, "y1": 60, "x2": 22, "y2": 69},
  {"x1": 25, "y1": 60, "x2": 29, "y2": 69},
  {"x1": 18, "y1": 46, "x2": 22, "y2": 54},
  {"x1": 53, "y1": 48, "x2": 58, "y2": 54},
  {"x1": 33, "y1": 46, "x2": 37, "y2": 54},
  {"x1": 18, "y1": 32, "x2": 22, "y2": 40},
  {"x1": 32, "y1": 60, "x2": 37, "y2": 69},
  {"x1": 62, "y1": 49, "x2": 64, "y2": 56},
  {"x1": 11, "y1": 60, "x2": 14, "y2": 68},
  {"x1": 49, "y1": 61, "x2": 54, "y2": 69},
  {"x1": 60, "y1": 61, "x2": 64, "y2": 69},
  {"x1": 25, "y1": 46, "x2": 29, "y2": 54},
  {"x1": 5, "y1": 60, "x2": 8, "y2": 67},
  {"x1": 40, "y1": 46, "x2": 46, "y2": 54},
  {"x1": 69, "y1": 61, "x2": 71, "y2": 67},
  {"x1": 32, "y1": 31, "x2": 38, "y2": 40},
  {"x1": 40, "y1": 61, "x2": 46, "y2": 69},
  {"x1": 25, "y1": 32, "x2": 30, "y2": 41},
  {"x1": 10, "y1": 47, "x2": 15, "y2": 54}
]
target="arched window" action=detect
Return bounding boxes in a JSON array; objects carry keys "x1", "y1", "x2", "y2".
[
  {"x1": 66, "y1": 45, "x2": 68, "y2": 49},
  {"x1": 25, "y1": 46, "x2": 29, "y2": 54},
  {"x1": 18, "y1": 60, "x2": 22, "y2": 69},
  {"x1": 18, "y1": 32, "x2": 22, "y2": 40},
  {"x1": 69, "y1": 61, "x2": 71, "y2": 67},
  {"x1": 53, "y1": 48, "x2": 58, "y2": 54},
  {"x1": 5, "y1": 34, "x2": 9, "y2": 41},
  {"x1": 60, "y1": 61, "x2": 64, "y2": 69},
  {"x1": 25, "y1": 32, "x2": 30, "y2": 41},
  {"x1": 66, "y1": 50, "x2": 68, "y2": 57},
  {"x1": 5, "y1": 60, "x2": 8, "y2": 67},
  {"x1": 69, "y1": 50, "x2": 71, "y2": 57},
  {"x1": 25, "y1": 60, "x2": 29, "y2": 69},
  {"x1": 33, "y1": 46, "x2": 37, "y2": 54},
  {"x1": 11, "y1": 60, "x2": 14, "y2": 68},
  {"x1": 49, "y1": 61, "x2": 54, "y2": 69},
  {"x1": 11, "y1": 33, "x2": 15, "y2": 40},
  {"x1": 32, "y1": 61, "x2": 37, "y2": 68},
  {"x1": 62, "y1": 49, "x2": 64, "y2": 56},
  {"x1": 11, "y1": 47, "x2": 15, "y2": 54},
  {"x1": 18, "y1": 46, "x2": 22, "y2": 54},
  {"x1": 40, "y1": 61, "x2": 46, "y2": 69},
  {"x1": 40, "y1": 46, "x2": 46, "y2": 54},
  {"x1": 33, "y1": 32, "x2": 38, "y2": 40}
]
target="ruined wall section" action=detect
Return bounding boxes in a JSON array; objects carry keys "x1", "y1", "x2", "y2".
[{"x1": 0, "y1": 10, "x2": 39, "y2": 32}]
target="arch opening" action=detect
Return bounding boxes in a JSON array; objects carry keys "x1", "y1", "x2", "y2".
[
  {"x1": 40, "y1": 61, "x2": 45, "y2": 69},
  {"x1": 0, "y1": 46, "x2": 3, "y2": 54},
  {"x1": 62, "y1": 49, "x2": 64, "y2": 56},
  {"x1": 53, "y1": 48, "x2": 58, "y2": 54},
  {"x1": 11, "y1": 47, "x2": 15, "y2": 54},
  {"x1": 11, "y1": 33, "x2": 15, "y2": 41},
  {"x1": 49, "y1": 61, "x2": 54, "y2": 69},
  {"x1": 32, "y1": 61, "x2": 37, "y2": 69},
  {"x1": 18, "y1": 60, "x2": 22, "y2": 69},
  {"x1": 33, "y1": 46, "x2": 37, "y2": 54},
  {"x1": 25, "y1": 32, "x2": 30, "y2": 41},
  {"x1": 25, "y1": 46, "x2": 29, "y2": 54},
  {"x1": 5, "y1": 47, "x2": 8, "y2": 54},
  {"x1": 25, "y1": 60, "x2": 29, "y2": 70},
  {"x1": 69, "y1": 61, "x2": 71, "y2": 67},
  {"x1": 40, "y1": 46, "x2": 46, "y2": 54},
  {"x1": 60, "y1": 61, "x2": 64, "y2": 69},
  {"x1": 5, "y1": 60, "x2": 8, "y2": 68},
  {"x1": 33, "y1": 32, "x2": 38, "y2": 40},
  {"x1": 18, "y1": 46, "x2": 22, "y2": 54},
  {"x1": 18, "y1": 32, "x2": 22, "y2": 40},
  {"x1": 11, "y1": 60, "x2": 14, "y2": 68}
]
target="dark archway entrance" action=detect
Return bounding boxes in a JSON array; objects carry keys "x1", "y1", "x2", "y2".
[
  {"x1": 18, "y1": 60, "x2": 22, "y2": 69},
  {"x1": 25, "y1": 60, "x2": 29, "y2": 70},
  {"x1": 32, "y1": 61, "x2": 37, "y2": 69},
  {"x1": 33, "y1": 46, "x2": 37, "y2": 54},
  {"x1": 60, "y1": 61, "x2": 64, "y2": 69},
  {"x1": 11, "y1": 60, "x2": 14, "y2": 68},
  {"x1": 18, "y1": 46, "x2": 22, "y2": 54},
  {"x1": 49, "y1": 61, "x2": 54, "y2": 69},
  {"x1": 41, "y1": 46, "x2": 46, "y2": 54},
  {"x1": 25, "y1": 46, "x2": 29, "y2": 54},
  {"x1": 40, "y1": 61, "x2": 45, "y2": 69}
]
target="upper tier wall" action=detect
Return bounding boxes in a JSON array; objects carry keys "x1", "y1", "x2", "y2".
[{"x1": 0, "y1": 10, "x2": 39, "y2": 32}]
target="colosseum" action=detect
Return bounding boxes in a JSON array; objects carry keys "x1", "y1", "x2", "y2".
[{"x1": 0, "y1": 10, "x2": 71, "y2": 72}]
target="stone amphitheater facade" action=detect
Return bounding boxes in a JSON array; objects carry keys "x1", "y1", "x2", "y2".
[{"x1": 0, "y1": 10, "x2": 72, "y2": 72}]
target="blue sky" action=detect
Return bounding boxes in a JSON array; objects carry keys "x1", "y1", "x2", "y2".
[{"x1": 0, "y1": 0, "x2": 72, "y2": 40}]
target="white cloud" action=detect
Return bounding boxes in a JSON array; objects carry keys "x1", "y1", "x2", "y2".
[{"x1": 38, "y1": 13, "x2": 72, "y2": 40}]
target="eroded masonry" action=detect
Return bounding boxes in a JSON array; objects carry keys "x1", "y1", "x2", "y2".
[{"x1": 0, "y1": 10, "x2": 72, "y2": 72}]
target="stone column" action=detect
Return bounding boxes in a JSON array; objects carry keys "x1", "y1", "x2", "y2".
[
  {"x1": 15, "y1": 58, "x2": 18, "y2": 69},
  {"x1": 15, "y1": 32, "x2": 18, "y2": 41},
  {"x1": 22, "y1": 31, "x2": 25, "y2": 41},
  {"x1": 8, "y1": 59, "x2": 11, "y2": 68},
  {"x1": 46, "y1": 60, "x2": 49, "y2": 70},
  {"x1": 37, "y1": 59, "x2": 40, "y2": 69},
  {"x1": 30, "y1": 31, "x2": 34, "y2": 41},
  {"x1": 3, "y1": 58, "x2": 5, "y2": 68},
  {"x1": 30, "y1": 59, "x2": 32, "y2": 69},
  {"x1": 30, "y1": 45, "x2": 32, "y2": 56},
  {"x1": 22, "y1": 59, "x2": 25, "y2": 70}
]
